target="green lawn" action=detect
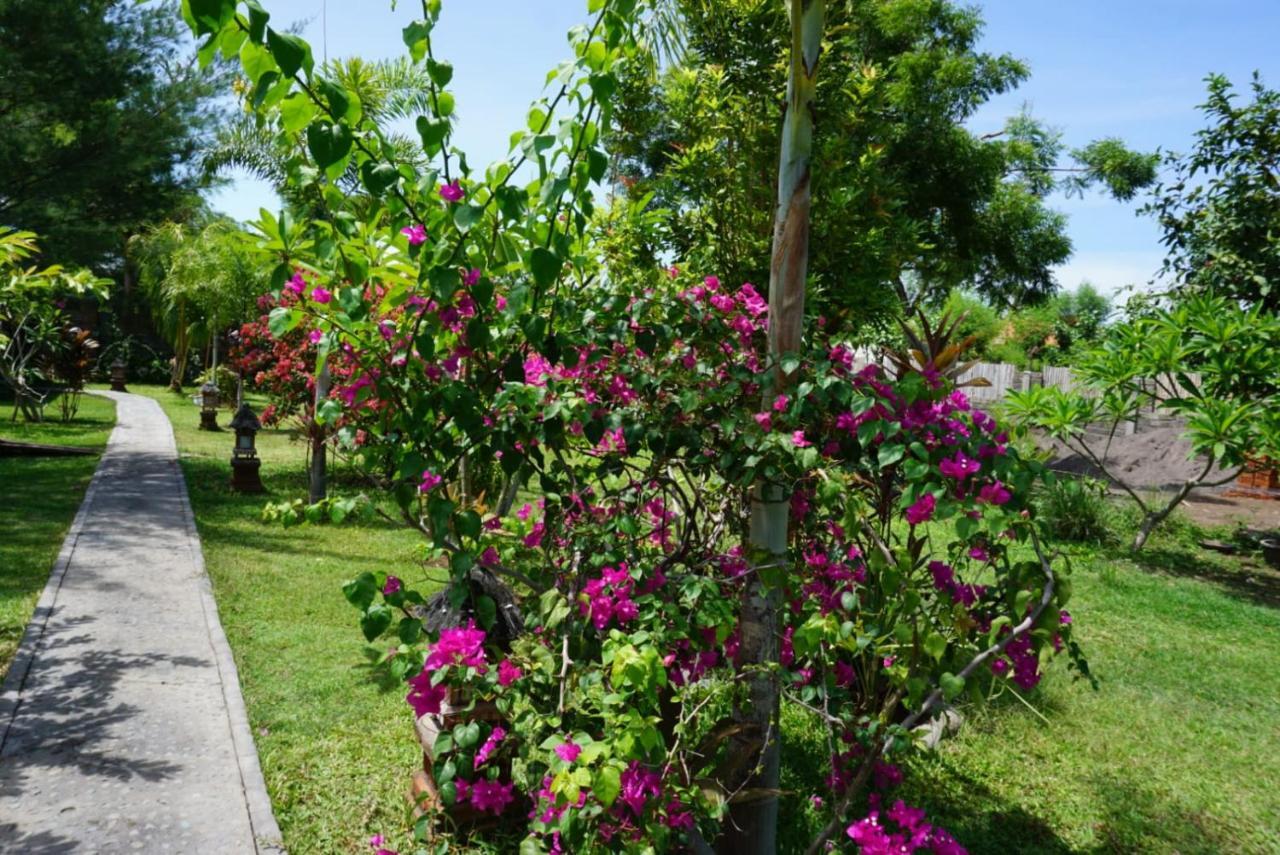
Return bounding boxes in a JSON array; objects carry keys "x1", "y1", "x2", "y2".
[
  {"x1": 0, "y1": 393, "x2": 116, "y2": 679},
  {"x1": 131, "y1": 383, "x2": 1280, "y2": 853},
  {"x1": 779, "y1": 522, "x2": 1280, "y2": 854}
]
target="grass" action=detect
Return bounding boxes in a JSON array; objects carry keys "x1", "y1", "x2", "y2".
[
  {"x1": 127, "y1": 385, "x2": 427, "y2": 853},
  {"x1": 128, "y1": 382, "x2": 1280, "y2": 853},
  {"x1": 780, "y1": 514, "x2": 1280, "y2": 854},
  {"x1": 0, "y1": 393, "x2": 116, "y2": 679}
]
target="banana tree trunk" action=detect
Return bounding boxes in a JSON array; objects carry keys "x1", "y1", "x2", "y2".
[{"x1": 720, "y1": 3, "x2": 824, "y2": 854}]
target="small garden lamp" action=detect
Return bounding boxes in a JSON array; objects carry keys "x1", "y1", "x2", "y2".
[
  {"x1": 199, "y1": 379, "x2": 220, "y2": 430},
  {"x1": 229, "y1": 402, "x2": 264, "y2": 493},
  {"x1": 109, "y1": 357, "x2": 128, "y2": 392}
]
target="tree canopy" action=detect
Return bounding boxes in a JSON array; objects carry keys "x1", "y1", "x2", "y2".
[
  {"x1": 607, "y1": 0, "x2": 1157, "y2": 329},
  {"x1": 0, "y1": 0, "x2": 228, "y2": 270},
  {"x1": 1145, "y1": 73, "x2": 1280, "y2": 312}
]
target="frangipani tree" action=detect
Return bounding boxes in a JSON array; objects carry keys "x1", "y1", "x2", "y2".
[{"x1": 1007, "y1": 293, "x2": 1280, "y2": 550}]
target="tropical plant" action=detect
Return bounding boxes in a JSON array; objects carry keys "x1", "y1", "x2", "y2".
[
  {"x1": 128, "y1": 217, "x2": 268, "y2": 390},
  {"x1": 184, "y1": 2, "x2": 1083, "y2": 853},
  {"x1": 606, "y1": 0, "x2": 1157, "y2": 328},
  {"x1": 0, "y1": 230, "x2": 109, "y2": 421},
  {"x1": 0, "y1": 0, "x2": 228, "y2": 268},
  {"x1": 1006, "y1": 293, "x2": 1280, "y2": 550}
]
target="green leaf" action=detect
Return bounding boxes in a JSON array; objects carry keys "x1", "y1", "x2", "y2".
[
  {"x1": 360, "y1": 604, "x2": 393, "y2": 641},
  {"x1": 435, "y1": 91, "x2": 456, "y2": 117},
  {"x1": 398, "y1": 617, "x2": 423, "y2": 645},
  {"x1": 427, "y1": 59, "x2": 454, "y2": 87},
  {"x1": 342, "y1": 572, "x2": 377, "y2": 611},
  {"x1": 315, "y1": 398, "x2": 342, "y2": 425},
  {"x1": 923, "y1": 631, "x2": 947, "y2": 662},
  {"x1": 317, "y1": 78, "x2": 351, "y2": 121},
  {"x1": 360, "y1": 161, "x2": 398, "y2": 196},
  {"x1": 940, "y1": 672, "x2": 966, "y2": 701},
  {"x1": 416, "y1": 116, "x2": 449, "y2": 153},
  {"x1": 266, "y1": 28, "x2": 311, "y2": 79},
  {"x1": 279, "y1": 92, "x2": 316, "y2": 134},
  {"x1": 455, "y1": 509, "x2": 482, "y2": 540},
  {"x1": 188, "y1": 0, "x2": 233, "y2": 36},
  {"x1": 877, "y1": 443, "x2": 905, "y2": 468},
  {"x1": 306, "y1": 121, "x2": 353, "y2": 169},
  {"x1": 529, "y1": 248, "x2": 561, "y2": 289},
  {"x1": 475, "y1": 594, "x2": 497, "y2": 630},
  {"x1": 453, "y1": 203, "x2": 483, "y2": 233},
  {"x1": 402, "y1": 19, "x2": 432, "y2": 61},
  {"x1": 244, "y1": 0, "x2": 270, "y2": 43},
  {"x1": 267, "y1": 306, "x2": 302, "y2": 336}
]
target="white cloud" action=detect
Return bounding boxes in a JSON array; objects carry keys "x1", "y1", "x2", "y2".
[{"x1": 1053, "y1": 251, "x2": 1169, "y2": 298}]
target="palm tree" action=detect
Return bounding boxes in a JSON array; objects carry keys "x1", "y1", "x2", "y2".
[{"x1": 128, "y1": 218, "x2": 267, "y2": 391}]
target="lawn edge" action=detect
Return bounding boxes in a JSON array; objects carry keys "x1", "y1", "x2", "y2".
[{"x1": 0, "y1": 396, "x2": 116, "y2": 743}]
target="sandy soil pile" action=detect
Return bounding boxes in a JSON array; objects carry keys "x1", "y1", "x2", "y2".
[{"x1": 1037, "y1": 425, "x2": 1233, "y2": 491}]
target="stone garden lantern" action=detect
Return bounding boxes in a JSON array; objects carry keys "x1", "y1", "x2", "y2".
[
  {"x1": 198, "y1": 380, "x2": 220, "y2": 430},
  {"x1": 229, "y1": 403, "x2": 264, "y2": 493},
  {"x1": 109, "y1": 358, "x2": 128, "y2": 392}
]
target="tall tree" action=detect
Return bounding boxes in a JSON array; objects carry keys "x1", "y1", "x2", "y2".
[
  {"x1": 726, "y1": 2, "x2": 824, "y2": 853},
  {"x1": 1145, "y1": 73, "x2": 1280, "y2": 312},
  {"x1": 0, "y1": 0, "x2": 227, "y2": 270},
  {"x1": 608, "y1": 0, "x2": 1156, "y2": 326}
]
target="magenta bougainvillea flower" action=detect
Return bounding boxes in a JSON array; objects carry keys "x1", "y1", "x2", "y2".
[
  {"x1": 405, "y1": 669, "x2": 446, "y2": 717},
  {"x1": 977, "y1": 481, "x2": 1012, "y2": 505},
  {"x1": 308, "y1": 286, "x2": 332, "y2": 304},
  {"x1": 425, "y1": 622, "x2": 488, "y2": 672},
  {"x1": 904, "y1": 493, "x2": 936, "y2": 525},
  {"x1": 939, "y1": 451, "x2": 981, "y2": 480},
  {"x1": 285, "y1": 271, "x2": 306, "y2": 295},
  {"x1": 382, "y1": 576, "x2": 401, "y2": 595},
  {"x1": 419, "y1": 470, "x2": 442, "y2": 492},
  {"x1": 473, "y1": 727, "x2": 506, "y2": 768},
  {"x1": 438, "y1": 181, "x2": 464, "y2": 202},
  {"x1": 469, "y1": 779, "x2": 514, "y2": 814},
  {"x1": 554, "y1": 739, "x2": 581, "y2": 763},
  {"x1": 400, "y1": 224, "x2": 427, "y2": 245},
  {"x1": 463, "y1": 267, "x2": 481, "y2": 286},
  {"x1": 497, "y1": 658, "x2": 523, "y2": 687}
]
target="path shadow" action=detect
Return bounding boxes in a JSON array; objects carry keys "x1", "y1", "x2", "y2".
[
  {"x1": 1, "y1": 611, "x2": 208, "y2": 803},
  {"x1": 0, "y1": 825, "x2": 81, "y2": 854}
]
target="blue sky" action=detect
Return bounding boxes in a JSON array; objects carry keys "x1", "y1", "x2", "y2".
[{"x1": 208, "y1": 0, "x2": 1280, "y2": 298}]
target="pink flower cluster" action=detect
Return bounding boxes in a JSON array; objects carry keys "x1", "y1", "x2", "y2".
[
  {"x1": 580, "y1": 564, "x2": 638, "y2": 631},
  {"x1": 845, "y1": 796, "x2": 967, "y2": 855},
  {"x1": 928, "y1": 561, "x2": 983, "y2": 608}
]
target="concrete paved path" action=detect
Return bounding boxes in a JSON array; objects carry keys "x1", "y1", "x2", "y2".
[{"x1": 1, "y1": 392, "x2": 283, "y2": 853}]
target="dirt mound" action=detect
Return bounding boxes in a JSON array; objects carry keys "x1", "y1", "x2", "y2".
[{"x1": 1038, "y1": 425, "x2": 1233, "y2": 491}]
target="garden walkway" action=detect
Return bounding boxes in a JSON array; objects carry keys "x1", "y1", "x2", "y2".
[{"x1": 0, "y1": 392, "x2": 283, "y2": 853}]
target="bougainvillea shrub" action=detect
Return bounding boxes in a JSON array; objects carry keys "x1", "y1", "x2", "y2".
[{"x1": 185, "y1": 1, "x2": 1086, "y2": 851}]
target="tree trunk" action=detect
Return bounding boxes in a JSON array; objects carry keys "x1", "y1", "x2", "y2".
[
  {"x1": 309, "y1": 360, "x2": 330, "y2": 504},
  {"x1": 720, "y1": 3, "x2": 824, "y2": 854}
]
